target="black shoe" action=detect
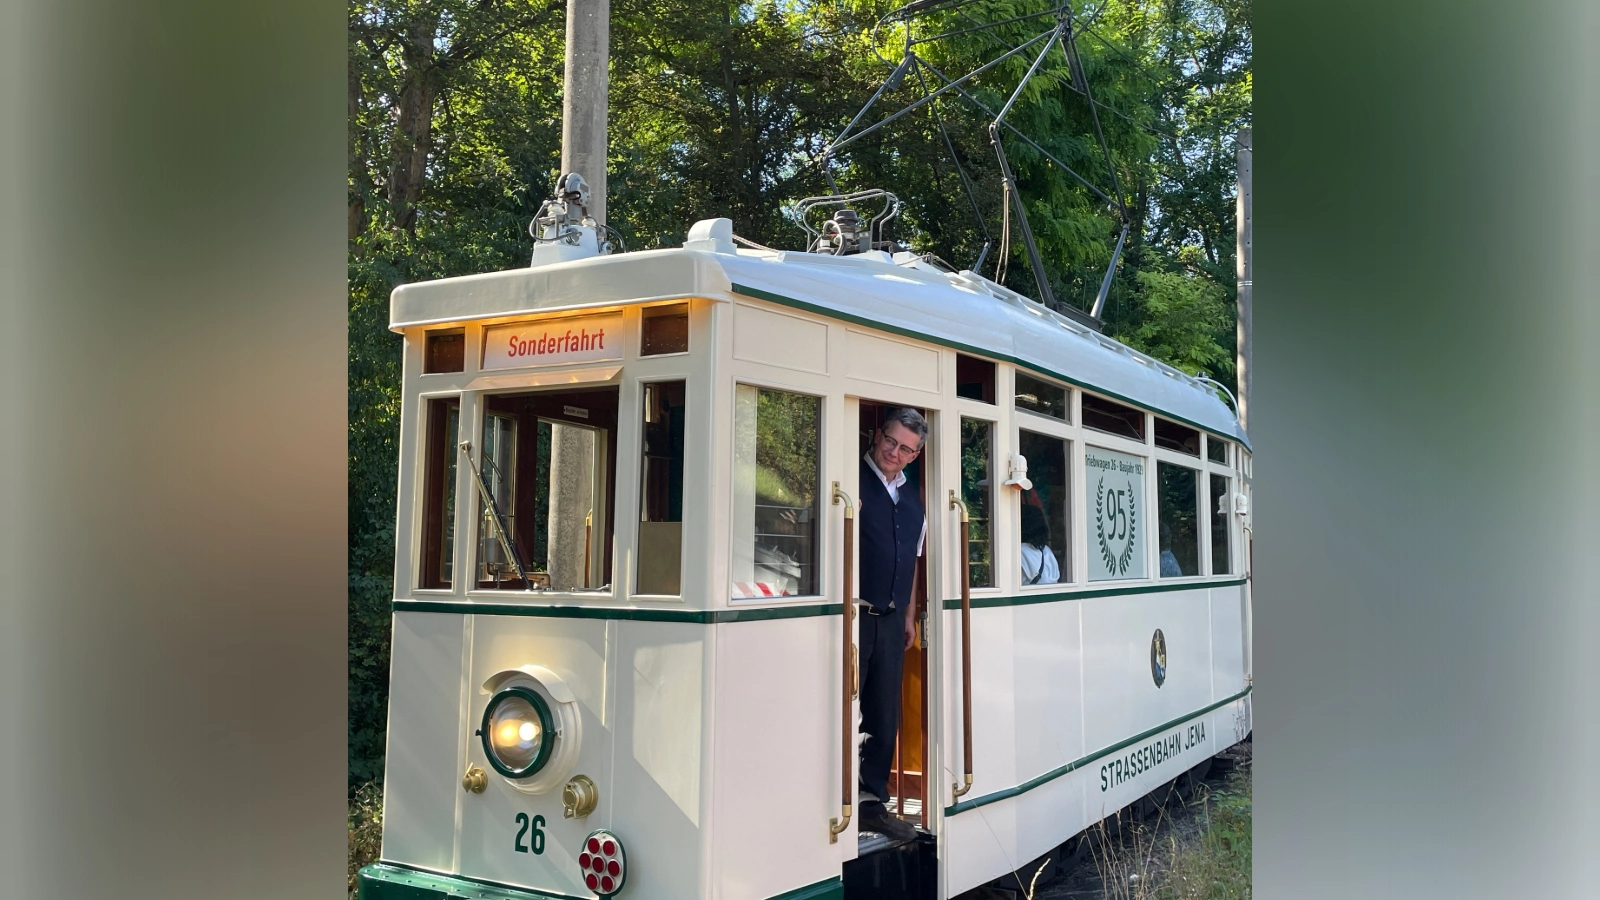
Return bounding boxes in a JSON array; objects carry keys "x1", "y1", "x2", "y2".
[{"x1": 858, "y1": 807, "x2": 917, "y2": 844}]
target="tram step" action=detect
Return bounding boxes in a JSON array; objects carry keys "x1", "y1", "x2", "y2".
[{"x1": 843, "y1": 832, "x2": 936, "y2": 900}]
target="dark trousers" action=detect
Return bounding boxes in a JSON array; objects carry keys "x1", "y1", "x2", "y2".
[{"x1": 857, "y1": 604, "x2": 906, "y2": 817}]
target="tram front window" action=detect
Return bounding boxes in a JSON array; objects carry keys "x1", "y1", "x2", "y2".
[
  {"x1": 637, "y1": 381, "x2": 686, "y2": 595},
  {"x1": 732, "y1": 385, "x2": 820, "y2": 597},
  {"x1": 419, "y1": 397, "x2": 460, "y2": 589},
  {"x1": 471, "y1": 386, "x2": 619, "y2": 591}
]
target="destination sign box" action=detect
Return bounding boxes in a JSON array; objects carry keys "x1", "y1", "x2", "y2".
[{"x1": 482, "y1": 313, "x2": 624, "y2": 370}]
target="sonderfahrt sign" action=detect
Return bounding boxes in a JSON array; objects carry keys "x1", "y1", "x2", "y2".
[{"x1": 482, "y1": 313, "x2": 624, "y2": 370}]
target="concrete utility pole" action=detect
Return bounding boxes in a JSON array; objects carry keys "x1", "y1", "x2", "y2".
[
  {"x1": 548, "y1": 0, "x2": 610, "y2": 589},
  {"x1": 1235, "y1": 128, "x2": 1252, "y2": 433},
  {"x1": 562, "y1": 0, "x2": 610, "y2": 225}
]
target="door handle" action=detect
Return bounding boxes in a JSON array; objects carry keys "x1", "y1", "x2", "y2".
[
  {"x1": 829, "y1": 482, "x2": 855, "y2": 842},
  {"x1": 949, "y1": 490, "x2": 974, "y2": 799}
]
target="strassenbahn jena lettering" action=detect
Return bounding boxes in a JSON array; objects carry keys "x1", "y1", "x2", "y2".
[{"x1": 1100, "y1": 721, "x2": 1207, "y2": 792}]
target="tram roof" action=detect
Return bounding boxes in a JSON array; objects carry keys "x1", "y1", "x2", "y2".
[{"x1": 391, "y1": 246, "x2": 1247, "y2": 447}]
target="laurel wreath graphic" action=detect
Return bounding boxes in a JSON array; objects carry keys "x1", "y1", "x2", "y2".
[
  {"x1": 1094, "y1": 475, "x2": 1139, "y2": 576},
  {"x1": 1095, "y1": 477, "x2": 1114, "y2": 571},
  {"x1": 1120, "y1": 485, "x2": 1138, "y2": 574}
]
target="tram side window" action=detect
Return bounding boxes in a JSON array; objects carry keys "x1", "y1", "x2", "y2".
[
  {"x1": 1014, "y1": 372, "x2": 1067, "y2": 421},
  {"x1": 1207, "y1": 435, "x2": 1228, "y2": 464},
  {"x1": 419, "y1": 398, "x2": 460, "y2": 589},
  {"x1": 1082, "y1": 394, "x2": 1145, "y2": 441},
  {"x1": 472, "y1": 386, "x2": 620, "y2": 591},
  {"x1": 1154, "y1": 418, "x2": 1200, "y2": 456},
  {"x1": 1017, "y1": 430, "x2": 1068, "y2": 585},
  {"x1": 1157, "y1": 462, "x2": 1199, "y2": 578},
  {"x1": 1210, "y1": 473, "x2": 1231, "y2": 575},
  {"x1": 956, "y1": 354, "x2": 996, "y2": 404},
  {"x1": 732, "y1": 385, "x2": 820, "y2": 597},
  {"x1": 637, "y1": 381, "x2": 687, "y2": 595},
  {"x1": 960, "y1": 418, "x2": 994, "y2": 587}
]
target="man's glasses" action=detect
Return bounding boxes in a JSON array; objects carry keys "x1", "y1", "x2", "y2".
[{"x1": 879, "y1": 432, "x2": 922, "y2": 458}]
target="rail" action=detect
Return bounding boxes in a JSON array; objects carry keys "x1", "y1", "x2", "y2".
[
  {"x1": 949, "y1": 490, "x2": 974, "y2": 799},
  {"x1": 828, "y1": 482, "x2": 855, "y2": 842}
]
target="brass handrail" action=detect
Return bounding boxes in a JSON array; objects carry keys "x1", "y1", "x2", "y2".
[
  {"x1": 829, "y1": 482, "x2": 855, "y2": 842},
  {"x1": 949, "y1": 490, "x2": 974, "y2": 799}
]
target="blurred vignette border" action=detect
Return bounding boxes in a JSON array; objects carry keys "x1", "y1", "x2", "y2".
[{"x1": 0, "y1": 0, "x2": 1594, "y2": 898}]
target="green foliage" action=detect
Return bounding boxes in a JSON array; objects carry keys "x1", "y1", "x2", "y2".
[
  {"x1": 346, "y1": 0, "x2": 1249, "y2": 791},
  {"x1": 960, "y1": 418, "x2": 993, "y2": 586},
  {"x1": 1158, "y1": 767, "x2": 1253, "y2": 899},
  {"x1": 348, "y1": 781, "x2": 384, "y2": 898},
  {"x1": 754, "y1": 388, "x2": 820, "y2": 508},
  {"x1": 1124, "y1": 267, "x2": 1234, "y2": 377}
]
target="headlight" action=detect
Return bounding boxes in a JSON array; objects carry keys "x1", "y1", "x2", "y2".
[{"x1": 480, "y1": 687, "x2": 555, "y2": 778}]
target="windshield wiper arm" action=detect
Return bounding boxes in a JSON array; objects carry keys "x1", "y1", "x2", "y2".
[{"x1": 459, "y1": 441, "x2": 530, "y2": 586}]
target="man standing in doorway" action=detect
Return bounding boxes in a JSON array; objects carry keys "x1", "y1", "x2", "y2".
[{"x1": 856, "y1": 407, "x2": 928, "y2": 844}]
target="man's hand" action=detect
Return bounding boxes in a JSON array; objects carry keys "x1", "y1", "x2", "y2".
[{"x1": 904, "y1": 603, "x2": 918, "y2": 651}]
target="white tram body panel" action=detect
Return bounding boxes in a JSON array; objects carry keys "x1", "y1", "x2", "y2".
[{"x1": 367, "y1": 230, "x2": 1252, "y2": 900}]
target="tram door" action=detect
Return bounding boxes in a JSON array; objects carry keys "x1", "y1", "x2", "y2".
[{"x1": 854, "y1": 400, "x2": 931, "y2": 830}]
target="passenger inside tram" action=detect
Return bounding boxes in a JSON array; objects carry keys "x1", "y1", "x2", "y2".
[{"x1": 1019, "y1": 504, "x2": 1060, "y2": 585}]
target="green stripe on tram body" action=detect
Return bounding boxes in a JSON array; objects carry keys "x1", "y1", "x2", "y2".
[
  {"x1": 358, "y1": 863, "x2": 589, "y2": 900},
  {"x1": 729, "y1": 283, "x2": 1248, "y2": 450},
  {"x1": 943, "y1": 577, "x2": 1247, "y2": 611},
  {"x1": 392, "y1": 599, "x2": 844, "y2": 622},
  {"x1": 765, "y1": 876, "x2": 844, "y2": 900},
  {"x1": 358, "y1": 863, "x2": 841, "y2": 900},
  {"x1": 394, "y1": 579, "x2": 1244, "y2": 620},
  {"x1": 944, "y1": 686, "x2": 1253, "y2": 816}
]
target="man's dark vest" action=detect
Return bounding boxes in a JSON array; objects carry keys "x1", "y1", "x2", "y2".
[{"x1": 859, "y1": 458, "x2": 925, "y2": 613}]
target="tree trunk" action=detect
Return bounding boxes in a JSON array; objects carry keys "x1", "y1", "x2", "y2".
[
  {"x1": 349, "y1": 53, "x2": 368, "y2": 244},
  {"x1": 388, "y1": 19, "x2": 438, "y2": 231}
]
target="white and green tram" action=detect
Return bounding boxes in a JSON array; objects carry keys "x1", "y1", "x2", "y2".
[{"x1": 359, "y1": 203, "x2": 1253, "y2": 900}]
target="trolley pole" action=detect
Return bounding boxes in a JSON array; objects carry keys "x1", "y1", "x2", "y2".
[
  {"x1": 562, "y1": 0, "x2": 610, "y2": 225},
  {"x1": 1235, "y1": 128, "x2": 1252, "y2": 433}
]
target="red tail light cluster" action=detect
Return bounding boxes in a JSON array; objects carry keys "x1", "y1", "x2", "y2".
[{"x1": 579, "y1": 829, "x2": 626, "y2": 896}]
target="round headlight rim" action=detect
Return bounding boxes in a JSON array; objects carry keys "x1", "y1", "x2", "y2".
[{"x1": 480, "y1": 686, "x2": 556, "y2": 779}]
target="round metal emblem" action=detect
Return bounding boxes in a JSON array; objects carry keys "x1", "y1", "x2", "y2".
[{"x1": 1150, "y1": 629, "x2": 1168, "y2": 687}]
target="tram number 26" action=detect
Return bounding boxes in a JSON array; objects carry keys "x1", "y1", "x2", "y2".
[{"x1": 514, "y1": 813, "x2": 546, "y2": 855}]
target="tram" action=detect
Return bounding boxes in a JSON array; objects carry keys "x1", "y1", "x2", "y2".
[{"x1": 358, "y1": 182, "x2": 1253, "y2": 900}]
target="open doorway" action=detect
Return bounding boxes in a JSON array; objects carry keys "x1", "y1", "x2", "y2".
[{"x1": 857, "y1": 400, "x2": 930, "y2": 830}]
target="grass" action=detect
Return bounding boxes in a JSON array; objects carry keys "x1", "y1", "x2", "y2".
[
  {"x1": 1159, "y1": 767, "x2": 1252, "y2": 899},
  {"x1": 348, "y1": 782, "x2": 384, "y2": 900},
  {"x1": 1085, "y1": 753, "x2": 1253, "y2": 900}
]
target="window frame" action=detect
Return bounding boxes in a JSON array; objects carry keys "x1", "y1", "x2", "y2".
[
  {"x1": 956, "y1": 411, "x2": 999, "y2": 591},
  {"x1": 1199, "y1": 441, "x2": 1241, "y2": 577},
  {"x1": 1013, "y1": 370, "x2": 1071, "y2": 424},
  {"x1": 639, "y1": 300, "x2": 692, "y2": 359},
  {"x1": 461, "y1": 382, "x2": 624, "y2": 600},
  {"x1": 633, "y1": 376, "x2": 690, "y2": 598},
  {"x1": 1155, "y1": 458, "x2": 1204, "y2": 580},
  {"x1": 1014, "y1": 425, "x2": 1073, "y2": 591},
  {"x1": 414, "y1": 390, "x2": 466, "y2": 595},
  {"x1": 727, "y1": 379, "x2": 829, "y2": 603}
]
